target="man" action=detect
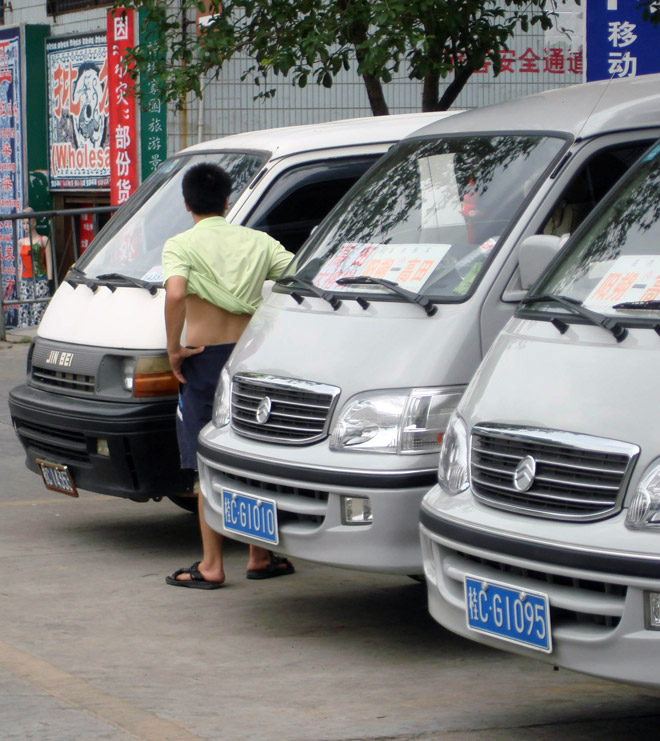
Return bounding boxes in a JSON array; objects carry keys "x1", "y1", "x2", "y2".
[{"x1": 162, "y1": 162, "x2": 295, "y2": 589}]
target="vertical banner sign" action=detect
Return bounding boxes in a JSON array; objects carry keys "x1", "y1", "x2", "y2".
[
  {"x1": 138, "y1": 8, "x2": 167, "y2": 181},
  {"x1": 586, "y1": 0, "x2": 660, "y2": 81},
  {"x1": 46, "y1": 34, "x2": 110, "y2": 190},
  {"x1": 107, "y1": 9, "x2": 138, "y2": 206},
  {"x1": 0, "y1": 27, "x2": 23, "y2": 329}
]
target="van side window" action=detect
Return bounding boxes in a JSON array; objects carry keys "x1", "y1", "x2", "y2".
[
  {"x1": 245, "y1": 157, "x2": 379, "y2": 253},
  {"x1": 541, "y1": 142, "x2": 653, "y2": 237}
]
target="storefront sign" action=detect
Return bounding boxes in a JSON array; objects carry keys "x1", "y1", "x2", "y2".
[
  {"x1": 46, "y1": 33, "x2": 110, "y2": 190},
  {"x1": 107, "y1": 8, "x2": 138, "y2": 205},
  {"x1": 586, "y1": 0, "x2": 660, "y2": 80},
  {"x1": 0, "y1": 27, "x2": 23, "y2": 329},
  {"x1": 138, "y1": 8, "x2": 168, "y2": 181}
]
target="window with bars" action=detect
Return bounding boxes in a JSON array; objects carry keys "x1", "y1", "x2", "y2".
[{"x1": 47, "y1": 0, "x2": 111, "y2": 16}]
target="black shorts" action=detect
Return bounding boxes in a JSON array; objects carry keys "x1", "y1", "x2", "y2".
[{"x1": 176, "y1": 343, "x2": 235, "y2": 470}]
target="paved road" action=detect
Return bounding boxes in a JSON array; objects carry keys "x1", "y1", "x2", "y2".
[{"x1": 1, "y1": 339, "x2": 659, "y2": 741}]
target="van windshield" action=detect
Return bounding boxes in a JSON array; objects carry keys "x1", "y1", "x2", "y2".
[
  {"x1": 285, "y1": 134, "x2": 565, "y2": 300},
  {"x1": 529, "y1": 141, "x2": 660, "y2": 319},
  {"x1": 76, "y1": 150, "x2": 268, "y2": 282}
]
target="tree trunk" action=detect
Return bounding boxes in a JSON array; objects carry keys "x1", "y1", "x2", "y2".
[
  {"x1": 338, "y1": 0, "x2": 390, "y2": 115},
  {"x1": 437, "y1": 66, "x2": 473, "y2": 110},
  {"x1": 360, "y1": 71, "x2": 390, "y2": 116}
]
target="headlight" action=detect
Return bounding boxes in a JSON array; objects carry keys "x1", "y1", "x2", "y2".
[
  {"x1": 212, "y1": 367, "x2": 232, "y2": 427},
  {"x1": 437, "y1": 411, "x2": 469, "y2": 495},
  {"x1": 329, "y1": 387, "x2": 465, "y2": 454},
  {"x1": 626, "y1": 459, "x2": 660, "y2": 530}
]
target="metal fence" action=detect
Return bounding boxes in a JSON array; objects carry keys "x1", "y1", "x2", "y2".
[{"x1": 0, "y1": 205, "x2": 117, "y2": 342}]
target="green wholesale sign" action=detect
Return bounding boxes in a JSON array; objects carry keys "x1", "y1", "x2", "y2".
[{"x1": 138, "y1": 9, "x2": 167, "y2": 182}]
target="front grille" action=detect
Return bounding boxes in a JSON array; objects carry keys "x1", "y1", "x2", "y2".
[
  {"x1": 14, "y1": 419, "x2": 90, "y2": 463},
  {"x1": 32, "y1": 366, "x2": 96, "y2": 394},
  {"x1": 436, "y1": 542, "x2": 626, "y2": 632},
  {"x1": 221, "y1": 470, "x2": 329, "y2": 527},
  {"x1": 470, "y1": 424, "x2": 639, "y2": 521},
  {"x1": 231, "y1": 373, "x2": 340, "y2": 444}
]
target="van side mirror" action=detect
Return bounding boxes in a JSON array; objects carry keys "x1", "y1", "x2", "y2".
[{"x1": 518, "y1": 234, "x2": 566, "y2": 290}]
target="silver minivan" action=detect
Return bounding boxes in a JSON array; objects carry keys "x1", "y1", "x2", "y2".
[
  {"x1": 420, "y1": 135, "x2": 660, "y2": 689},
  {"x1": 198, "y1": 75, "x2": 660, "y2": 575}
]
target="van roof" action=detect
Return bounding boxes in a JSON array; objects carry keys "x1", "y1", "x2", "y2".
[
  {"x1": 181, "y1": 112, "x2": 455, "y2": 159},
  {"x1": 411, "y1": 74, "x2": 660, "y2": 141}
]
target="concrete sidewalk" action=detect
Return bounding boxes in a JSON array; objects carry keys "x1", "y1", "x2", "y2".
[{"x1": 2, "y1": 341, "x2": 660, "y2": 740}]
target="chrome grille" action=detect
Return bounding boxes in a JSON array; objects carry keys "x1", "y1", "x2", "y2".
[
  {"x1": 231, "y1": 373, "x2": 340, "y2": 444},
  {"x1": 470, "y1": 424, "x2": 639, "y2": 521}
]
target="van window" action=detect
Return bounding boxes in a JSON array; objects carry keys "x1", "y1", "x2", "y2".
[
  {"x1": 76, "y1": 150, "x2": 268, "y2": 282},
  {"x1": 530, "y1": 141, "x2": 660, "y2": 319},
  {"x1": 285, "y1": 134, "x2": 566, "y2": 301},
  {"x1": 245, "y1": 157, "x2": 379, "y2": 253},
  {"x1": 541, "y1": 143, "x2": 653, "y2": 237}
]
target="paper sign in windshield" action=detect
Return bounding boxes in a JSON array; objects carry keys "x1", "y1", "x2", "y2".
[
  {"x1": 315, "y1": 242, "x2": 451, "y2": 292},
  {"x1": 584, "y1": 255, "x2": 660, "y2": 311}
]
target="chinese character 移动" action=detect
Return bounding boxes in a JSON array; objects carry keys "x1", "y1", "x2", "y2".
[
  {"x1": 608, "y1": 51, "x2": 638, "y2": 78},
  {"x1": 608, "y1": 21, "x2": 637, "y2": 48}
]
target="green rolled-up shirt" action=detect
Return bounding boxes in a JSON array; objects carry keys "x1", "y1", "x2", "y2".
[{"x1": 162, "y1": 216, "x2": 294, "y2": 314}]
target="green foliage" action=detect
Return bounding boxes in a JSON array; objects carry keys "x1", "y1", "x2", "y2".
[{"x1": 115, "y1": 0, "x2": 579, "y2": 114}]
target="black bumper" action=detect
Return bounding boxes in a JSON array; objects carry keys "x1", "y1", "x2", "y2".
[{"x1": 9, "y1": 383, "x2": 193, "y2": 500}]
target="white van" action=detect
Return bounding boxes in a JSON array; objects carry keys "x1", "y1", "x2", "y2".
[
  {"x1": 9, "y1": 113, "x2": 448, "y2": 510},
  {"x1": 197, "y1": 75, "x2": 660, "y2": 575},
  {"x1": 420, "y1": 135, "x2": 660, "y2": 688}
]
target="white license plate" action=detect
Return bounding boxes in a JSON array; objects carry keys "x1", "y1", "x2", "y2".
[
  {"x1": 36, "y1": 458, "x2": 79, "y2": 498},
  {"x1": 464, "y1": 574, "x2": 551, "y2": 653},
  {"x1": 221, "y1": 489, "x2": 278, "y2": 545}
]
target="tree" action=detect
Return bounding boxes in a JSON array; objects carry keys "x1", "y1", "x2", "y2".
[{"x1": 120, "y1": 0, "x2": 574, "y2": 115}]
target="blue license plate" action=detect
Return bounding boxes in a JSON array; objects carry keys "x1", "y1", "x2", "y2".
[
  {"x1": 464, "y1": 575, "x2": 552, "y2": 653},
  {"x1": 221, "y1": 490, "x2": 278, "y2": 545}
]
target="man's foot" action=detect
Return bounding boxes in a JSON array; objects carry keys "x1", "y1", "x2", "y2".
[
  {"x1": 246, "y1": 551, "x2": 295, "y2": 580},
  {"x1": 165, "y1": 561, "x2": 225, "y2": 590}
]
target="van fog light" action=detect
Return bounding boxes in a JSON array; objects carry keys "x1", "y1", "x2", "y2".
[
  {"x1": 97, "y1": 439, "x2": 110, "y2": 457},
  {"x1": 341, "y1": 496, "x2": 372, "y2": 525},
  {"x1": 645, "y1": 592, "x2": 660, "y2": 630}
]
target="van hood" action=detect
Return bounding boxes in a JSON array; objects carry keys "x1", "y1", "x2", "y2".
[
  {"x1": 462, "y1": 317, "x2": 659, "y2": 446},
  {"x1": 37, "y1": 282, "x2": 167, "y2": 349},
  {"x1": 229, "y1": 293, "x2": 480, "y2": 393}
]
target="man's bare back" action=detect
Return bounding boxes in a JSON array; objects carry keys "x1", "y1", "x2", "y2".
[{"x1": 184, "y1": 293, "x2": 251, "y2": 347}]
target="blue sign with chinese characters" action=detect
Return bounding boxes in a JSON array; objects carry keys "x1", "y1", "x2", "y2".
[{"x1": 587, "y1": 0, "x2": 660, "y2": 80}]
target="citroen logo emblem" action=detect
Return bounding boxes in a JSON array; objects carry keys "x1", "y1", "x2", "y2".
[
  {"x1": 255, "y1": 396, "x2": 272, "y2": 425},
  {"x1": 513, "y1": 455, "x2": 536, "y2": 492}
]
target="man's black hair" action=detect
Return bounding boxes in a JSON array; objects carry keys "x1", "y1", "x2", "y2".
[{"x1": 182, "y1": 163, "x2": 232, "y2": 215}]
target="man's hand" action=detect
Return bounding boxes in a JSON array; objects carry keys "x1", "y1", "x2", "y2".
[{"x1": 168, "y1": 344, "x2": 205, "y2": 384}]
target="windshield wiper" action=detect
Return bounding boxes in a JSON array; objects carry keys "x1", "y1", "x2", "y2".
[
  {"x1": 96, "y1": 272, "x2": 159, "y2": 295},
  {"x1": 521, "y1": 293, "x2": 628, "y2": 342},
  {"x1": 335, "y1": 276, "x2": 438, "y2": 317},
  {"x1": 65, "y1": 266, "x2": 98, "y2": 291},
  {"x1": 275, "y1": 274, "x2": 342, "y2": 311},
  {"x1": 613, "y1": 300, "x2": 660, "y2": 310}
]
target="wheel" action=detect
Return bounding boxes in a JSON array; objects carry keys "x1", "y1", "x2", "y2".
[{"x1": 166, "y1": 495, "x2": 198, "y2": 513}]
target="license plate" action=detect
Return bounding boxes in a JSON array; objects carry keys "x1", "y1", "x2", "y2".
[
  {"x1": 464, "y1": 574, "x2": 551, "y2": 653},
  {"x1": 36, "y1": 458, "x2": 79, "y2": 498},
  {"x1": 221, "y1": 489, "x2": 278, "y2": 545}
]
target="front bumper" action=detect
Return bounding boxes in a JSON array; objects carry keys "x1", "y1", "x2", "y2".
[
  {"x1": 420, "y1": 488, "x2": 660, "y2": 688},
  {"x1": 9, "y1": 383, "x2": 192, "y2": 500},
  {"x1": 197, "y1": 436, "x2": 436, "y2": 575}
]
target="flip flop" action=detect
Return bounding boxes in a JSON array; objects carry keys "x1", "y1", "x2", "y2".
[
  {"x1": 246, "y1": 552, "x2": 295, "y2": 580},
  {"x1": 165, "y1": 561, "x2": 224, "y2": 589}
]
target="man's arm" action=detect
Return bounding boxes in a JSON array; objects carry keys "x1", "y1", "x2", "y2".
[{"x1": 164, "y1": 275, "x2": 203, "y2": 383}]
